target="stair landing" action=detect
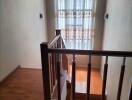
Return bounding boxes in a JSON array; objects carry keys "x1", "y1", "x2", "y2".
[{"x1": 68, "y1": 65, "x2": 102, "y2": 95}]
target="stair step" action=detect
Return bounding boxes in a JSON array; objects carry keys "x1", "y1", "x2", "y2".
[
  {"x1": 68, "y1": 66, "x2": 102, "y2": 95},
  {"x1": 66, "y1": 81, "x2": 106, "y2": 100},
  {"x1": 75, "y1": 93, "x2": 102, "y2": 100},
  {"x1": 52, "y1": 71, "x2": 67, "y2": 99},
  {"x1": 67, "y1": 91, "x2": 103, "y2": 100}
]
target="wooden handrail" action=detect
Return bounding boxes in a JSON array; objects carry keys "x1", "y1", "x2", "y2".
[
  {"x1": 48, "y1": 34, "x2": 61, "y2": 48},
  {"x1": 48, "y1": 30, "x2": 62, "y2": 48},
  {"x1": 48, "y1": 48, "x2": 132, "y2": 57}
]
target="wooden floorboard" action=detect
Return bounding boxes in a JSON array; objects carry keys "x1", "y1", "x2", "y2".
[
  {"x1": 0, "y1": 68, "x2": 44, "y2": 100},
  {"x1": 0, "y1": 67, "x2": 102, "y2": 100},
  {"x1": 68, "y1": 65, "x2": 102, "y2": 95}
]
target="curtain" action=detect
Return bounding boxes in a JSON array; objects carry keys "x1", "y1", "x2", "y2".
[{"x1": 55, "y1": 0, "x2": 96, "y2": 50}]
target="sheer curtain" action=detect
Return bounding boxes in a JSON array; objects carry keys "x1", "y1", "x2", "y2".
[{"x1": 55, "y1": 0, "x2": 96, "y2": 50}]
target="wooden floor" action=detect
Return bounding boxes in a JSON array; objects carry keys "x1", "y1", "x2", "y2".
[
  {"x1": 68, "y1": 65, "x2": 102, "y2": 95},
  {"x1": 0, "y1": 67, "x2": 102, "y2": 100},
  {"x1": 0, "y1": 68, "x2": 44, "y2": 100}
]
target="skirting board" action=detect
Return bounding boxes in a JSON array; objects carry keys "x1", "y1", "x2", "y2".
[
  {"x1": 21, "y1": 65, "x2": 42, "y2": 69},
  {"x1": 0, "y1": 65, "x2": 21, "y2": 84}
]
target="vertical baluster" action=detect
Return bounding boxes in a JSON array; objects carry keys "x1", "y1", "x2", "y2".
[
  {"x1": 49, "y1": 55, "x2": 53, "y2": 92},
  {"x1": 129, "y1": 84, "x2": 132, "y2": 100},
  {"x1": 40, "y1": 43, "x2": 51, "y2": 100},
  {"x1": 117, "y1": 57, "x2": 126, "y2": 100},
  {"x1": 52, "y1": 53, "x2": 56, "y2": 86},
  {"x1": 72, "y1": 54, "x2": 76, "y2": 100},
  {"x1": 56, "y1": 30, "x2": 61, "y2": 100},
  {"x1": 56, "y1": 29, "x2": 61, "y2": 36},
  {"x1": 56, "y1": 30, "x2": 61, "y2": 49},
  {"x1": 102, "y1": 56, "x2": 108, "y2": 100},
  {"x1": 57, "y1": 53, "x2": 61, "y2": 100},
  {"x1": 87, "y1": 55, "x2": 92, "y2": 100},
  {"x1": 54, "y1": 45, "x2": 57, "y2": 82},
  {"x1": 51, "y1": 54, "x2": 54, "y2": 92}
]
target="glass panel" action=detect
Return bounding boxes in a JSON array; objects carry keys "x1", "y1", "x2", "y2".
[
  {"x1": 55, "y1": 0, "x2": 95, "y2": 50},
  {"x1": 85, "y1": 0, "x2": 93, "y2": 9},
  {"x1": 76, "y1": 0, "x2": 83, "y2": 10},
  {"x1": 66, "y1": 0, "x2": 74, "y2": 10},
  {"x1": 58, "y1": 0, "x2": 65, "y2": 10}
]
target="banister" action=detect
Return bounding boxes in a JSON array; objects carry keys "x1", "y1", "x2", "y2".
[
  {"x1": 48, "y1": 48, "x2": 132, "y2": 57},
  {"x1": 41, "y1": 30, "x2": 68, "y2": 100},
  {"x1": 48, "y1": 34, "x2": 61, "y2": 48},
  {"x1": 40, "y1": 30, "x2": 132, "y2": 100},
  {"x1": 40, "y1": 43, "x2": 51, "y2": 100},
  {"x1": 48, "y1": 30, "x2": 61, "y2": 48}
]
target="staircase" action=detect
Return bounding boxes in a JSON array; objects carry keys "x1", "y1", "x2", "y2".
[
  {"x1": 40, "y1": 30, "x2": 132, "y2": 100},
  {"x1": 68, "y1": 66, "x2": 102, "y2": 94},
  {"x1": 67, "y1": 81, "x2": 104, "y2": 100}
]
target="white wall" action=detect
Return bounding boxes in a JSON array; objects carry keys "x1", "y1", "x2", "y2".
[
  {"x1": 18, "y1": 0, "x2": 47, "y2": 68},
  {"x1": 0, "y1": 0, "x2": 47, "y2": 81},
  {"x1": 102, "y1": 0, "x2": 132, "y2": 99}
]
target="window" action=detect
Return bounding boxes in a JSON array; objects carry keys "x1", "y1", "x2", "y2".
[{"x1": 55, "y1": 0, "x2": 96, "y2": 50}]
